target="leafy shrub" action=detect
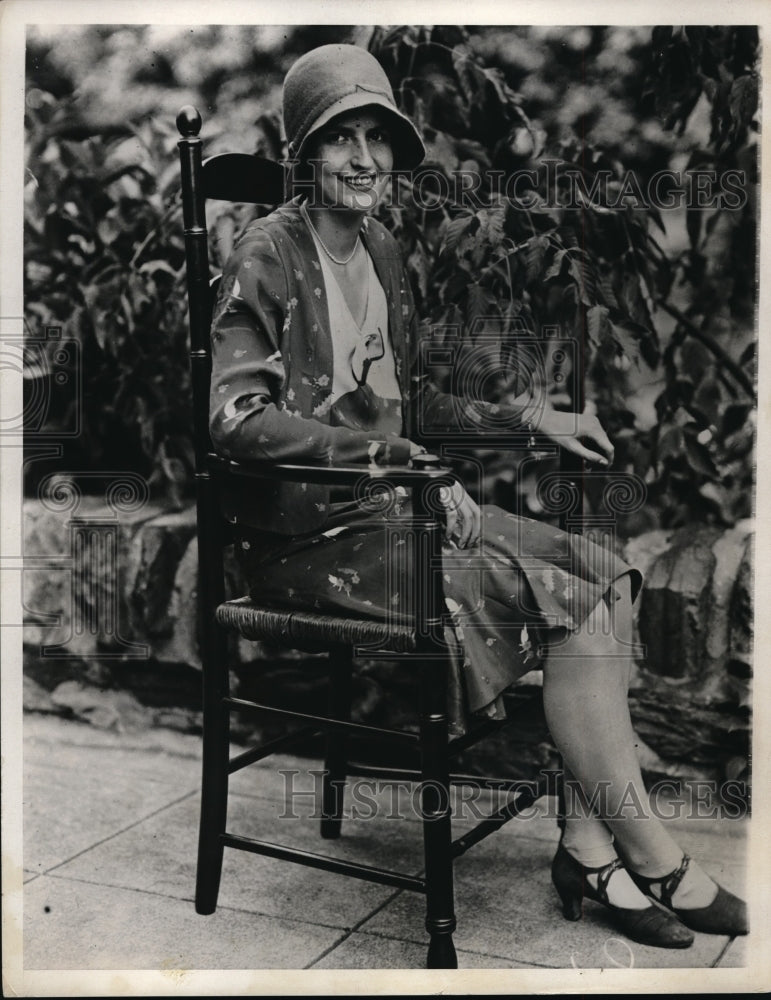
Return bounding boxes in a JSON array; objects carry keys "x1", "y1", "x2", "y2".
[
  {"x1": 25, "y1": 93, "x2": 193, "y2": 503},
  {"x1": 24, "y1": 25, "x2": 757, "y2": 529},
  {"x1": 367, "y1": 25, "x2": 757, "y2": 530}
]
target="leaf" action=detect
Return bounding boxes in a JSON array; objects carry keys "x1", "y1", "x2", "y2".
[
  {"x1": 729, "y1": 74, "x2": 758, "y2": 130},
  {"x1": 587, "y1": 305, "x2": 609, "y2": 348},
  {"x1": 568, "y1": 254, "x2": 597, "y2": 307},
  {"x1": 407, "y1": 245, "x2": 429, "y2": 300},
  {"x1": 691, "y1": 374, "x2": 723, "y2": 425},
  {"x1": 609, "y1": 320, "x2": 641, "y2": 366},
  {"x1": 454, "y1": 136, "x2": 492, "y2": 171},
  {"x1": 483, "y1": 64, "x2": 522, "y2": 111},
  {"x1": 657, "y1": 424, "x2": 685, "y2": 463},
  {"x1": 440, "y1": 214, "x2": 476, "y2": 254},
  {"x1": 96, "y1": 212, "x2": 122, "y2": 247},
  {"x1": 451, "y1": 49, "x2": 487, "y2": 103},
  {"x1": 721, "y1": 404, "x2": 752, "y2": 437},
  {"x1": 524, "y1": 235, "x2": 549, "y2": 283},
  {"x1": 465, "y1": 282, "x2": 495, "y2": 328},
  {"x1": 544, "y1": 248, "x2": 568, "y2": 282},
  {"x1": 479, "y1": 207, "x2": 506, "y2": 247},
  {"x1": 620, "y1": 268, "x2": 651, "y2": 328},
  {"x1": 81, "y1": 274, "x2": 124, "y2": 352},
  {"x1": 598, "y1": 270, "x2": 620, "y2": 311},
  {"x1": 422, "y1": 128, "x2": 459, "y2": 174},
  {"x1": 725, "y1": 754, "x2": 749, "y2": 779},
  {"x1": 126, "y1": 272, "x2": 152, "y2": 313},
  {"x1": 683, "y1": 428, "x2": 719, "y2": 477}
]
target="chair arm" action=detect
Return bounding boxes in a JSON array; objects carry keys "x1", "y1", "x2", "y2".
[
  {"x1": 207, "y1": 450, "x2": 452, "y2": 653},
  {"x1": 206, "y1": 451, "x2": 455, "y2": 489}
]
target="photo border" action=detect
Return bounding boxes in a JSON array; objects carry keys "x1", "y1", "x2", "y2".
[{"x1": 2, "y1": 0, "x2": 769, "y2": 994}]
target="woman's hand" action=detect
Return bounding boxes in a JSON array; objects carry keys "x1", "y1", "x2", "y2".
[
  {"x1": 407, "y1": 442, "x2": 479, "y2": 547},
  {"x1": 438, "y1": 480, "x2": 481, "y2": 549},
  {"x1": 536, "y1": 407, "x2": 615, "y2": 466}
]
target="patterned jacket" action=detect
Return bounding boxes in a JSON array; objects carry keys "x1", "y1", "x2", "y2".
[{"x1": 209, "y1": 204, "x2": 528, "y2": 534}]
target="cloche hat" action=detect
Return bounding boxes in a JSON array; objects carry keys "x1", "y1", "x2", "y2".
[{"x1": 282, "y1": 44, "x2": 426, "y2": 172}]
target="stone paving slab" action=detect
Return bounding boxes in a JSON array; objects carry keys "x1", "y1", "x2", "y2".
[
  {"x1": 357, "y1": 833, "x2": 734, "y2": 969},
  {"x1": 24, "y1": 736, "x2": 199, "y2": 875},
  {"x1": 718, "y1": 936, "x2": 748, "y2": 968},
  {"x1": 23, "y1": 876, "x2": 342, "y2": 971},
  {"x1": 50, "y1": 791, "x2": 410, "y2": 928},
  {"x1": 662, "y1": 824, "x2": 748, "y2": 895},
  {"x1": 309, "y1": 932, "x2": 538, "y2": 970},
  {"x1": 21, "y1": 714, "x2": 752, "y2": 976}
]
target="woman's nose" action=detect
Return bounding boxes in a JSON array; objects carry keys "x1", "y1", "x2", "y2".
[{"x1": 351, "y1": 137, "x2": 376, "y2": 168}]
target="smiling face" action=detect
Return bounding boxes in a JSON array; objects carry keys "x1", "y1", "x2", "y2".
[{"x1": 307, "y1": 108, "x2": 394, "y2": 214}]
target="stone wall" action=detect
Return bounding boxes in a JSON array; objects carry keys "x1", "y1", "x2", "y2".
[{"x1": 22, "y1": 498, "x2": 752, "y2": 788}]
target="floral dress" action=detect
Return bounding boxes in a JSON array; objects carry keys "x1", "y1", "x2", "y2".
[
  {"x1": 219, "y1": 207, "x2": 642, "y2": 736},
  {"x1": 235, "y1": 495, "x2": 641, "y2": 736}
]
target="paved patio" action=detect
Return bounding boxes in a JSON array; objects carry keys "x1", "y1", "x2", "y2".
[{"x1": 18, "y1": 712, "x2": 753, "y2": 989}]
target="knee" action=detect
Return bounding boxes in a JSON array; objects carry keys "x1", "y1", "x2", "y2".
[{"x1": 548, "y1": 619, "x2": 633, "y2": 665}]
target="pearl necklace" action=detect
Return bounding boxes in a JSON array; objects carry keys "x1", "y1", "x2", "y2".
[{"x1": 301, "y1": 204, "x2": 361, "y2": 266}]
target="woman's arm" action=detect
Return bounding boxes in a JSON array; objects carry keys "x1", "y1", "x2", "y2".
[
  {"x1": 209, "y1": 231, "x2": 414, "y2": 467},
  {"x1": 403, "y1": 271, "x2": 613, "y2": 465}
]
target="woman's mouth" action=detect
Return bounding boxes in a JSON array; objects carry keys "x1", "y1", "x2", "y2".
[{"x1": 342, "y1": 174, "x2": 377, "y2": 192}]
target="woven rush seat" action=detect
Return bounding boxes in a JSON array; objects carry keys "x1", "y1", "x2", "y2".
[{"x1": 216, "y1": 596, "x2": 417, "y2": 652}]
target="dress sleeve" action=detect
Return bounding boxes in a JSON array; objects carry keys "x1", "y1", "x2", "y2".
[{"x1": 209, "y1": 229, "x2": 413, "y2": 466}]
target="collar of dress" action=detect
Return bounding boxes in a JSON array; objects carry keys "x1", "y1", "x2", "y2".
[{"x1": 270, "y1": 202, "x2": 408, "y2": 384}]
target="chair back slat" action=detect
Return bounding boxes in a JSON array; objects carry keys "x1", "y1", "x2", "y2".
[{"x1": 202, "y1": 153, "x2": 286, "y2": 205}]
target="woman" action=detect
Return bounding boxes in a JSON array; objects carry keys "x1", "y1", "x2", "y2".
[{"x1": 209, "y1": 43, "x2": 747, "y2": 949}]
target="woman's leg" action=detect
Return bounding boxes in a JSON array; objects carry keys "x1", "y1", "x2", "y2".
[
  {"x1": 542, "y1": 574, "x2": 718, "y2": 908},
  {"x1": 560, "y1": 763, "x2": 655, "y2": 908},
  {"x1": 560, "y1": 763, "x2": 615, "y2": 866}
]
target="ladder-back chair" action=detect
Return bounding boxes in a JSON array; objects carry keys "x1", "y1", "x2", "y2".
[{"x1": 177, "y1": 104, "x2": 553, "y2": 969}]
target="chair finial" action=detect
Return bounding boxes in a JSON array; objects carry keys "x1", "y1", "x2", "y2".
[{"x1": 177, "y1": 106, "x2": 202, "y2": 138}]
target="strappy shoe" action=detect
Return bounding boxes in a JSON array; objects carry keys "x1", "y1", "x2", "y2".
[
  {"x1": 551, "y1": 844, "x2": 694, "y2": 948},
  {"x1": 627, "y1": 854, "x2": 748, "y2": 937}
]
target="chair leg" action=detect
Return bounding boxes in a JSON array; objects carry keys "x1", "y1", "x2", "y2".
[
  {"x1": 195, "y1": 620, "x2": 230, "y2": 915},
  {"x1": 320, "y1": 645, "x2": 353, "y2": 839},
  {"x1": 420, "y1": 662, "x2": 458, "y2": 969}
]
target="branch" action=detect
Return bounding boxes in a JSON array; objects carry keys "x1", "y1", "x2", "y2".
[{"x1": 656, "y1": 300, "x2": 755, "y2": 400}]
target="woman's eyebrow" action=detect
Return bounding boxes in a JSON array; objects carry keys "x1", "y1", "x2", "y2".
[{"x1": 326, "y1": 121, "x2": 387, "y2": 135}]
